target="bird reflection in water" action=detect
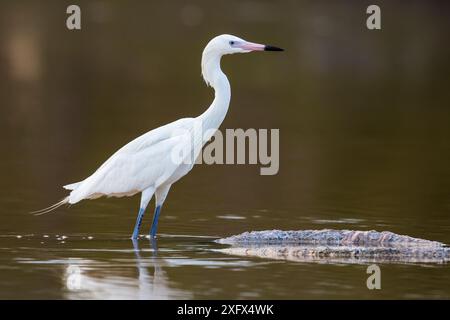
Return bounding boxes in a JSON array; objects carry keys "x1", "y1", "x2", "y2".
[{"x1": 64, "y1": 238, "x2": 190, "y2": 299}]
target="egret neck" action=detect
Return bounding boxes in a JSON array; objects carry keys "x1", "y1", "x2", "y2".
[{"x1": 198, "y1": 52, "x2": 231, "y2": 139}]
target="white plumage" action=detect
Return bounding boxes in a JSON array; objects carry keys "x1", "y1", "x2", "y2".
[{"x1": 32, "y1": 34, "x2": 283, "y2": 239}]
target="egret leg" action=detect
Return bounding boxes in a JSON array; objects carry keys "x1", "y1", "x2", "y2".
[
  {"x1": 149, "y1": 205, "x2": 162, "y2": 238},
  {"x1": 131, "y1": 187, "x2": 154, "y2": 240},
  {"x1": 132, "y1": 208, "x2": 145, "y2": 240},
  {"x1": 149, "y1": 184, "x2": 171, "y2": 238}
]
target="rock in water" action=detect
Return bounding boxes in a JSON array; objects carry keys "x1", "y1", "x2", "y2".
[
  {"x1": 217, "y1": 229, "x2": 445, "y2": 246},
  {"x1": 216, "y1": 229, "x2": 450, "y2": 264}
]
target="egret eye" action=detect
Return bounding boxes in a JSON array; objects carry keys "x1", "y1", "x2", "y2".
[{"x1": 229, "y1": 41, "x2": 235, "y2": 46}]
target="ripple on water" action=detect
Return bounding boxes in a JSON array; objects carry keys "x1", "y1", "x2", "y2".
[
  {"x1": 311, "y1": 218, "x2": 365, "y2": 224},
  {"x1": 216, "y1": 215, "x2": 246, "y2": 220}
]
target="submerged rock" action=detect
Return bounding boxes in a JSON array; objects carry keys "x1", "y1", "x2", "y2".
[{"x1": 216, "y1": 229, "x2": 450, "y2": 264}]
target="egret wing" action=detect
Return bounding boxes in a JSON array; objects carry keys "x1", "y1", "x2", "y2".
[{"x1": 67, "y1": 117, "x2": 196, "y2": 203}]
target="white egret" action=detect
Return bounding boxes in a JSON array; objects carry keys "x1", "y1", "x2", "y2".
[{"x1": 32, "y1": 34, "x2": 283, "y2": 239}]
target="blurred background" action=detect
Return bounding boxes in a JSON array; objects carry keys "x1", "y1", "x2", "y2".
[{"x1": 0, "y1": 0, "x2": 449, "y2": 299}]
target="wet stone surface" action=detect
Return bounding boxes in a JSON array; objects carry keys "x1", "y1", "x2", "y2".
[{"x1": 216, "y1": 230, "x2": 450, "y2": 264}]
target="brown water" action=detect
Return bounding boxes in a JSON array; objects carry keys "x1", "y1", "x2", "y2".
[{"x1": 0, "y1": 1, "x2": 450, "y2": 299}]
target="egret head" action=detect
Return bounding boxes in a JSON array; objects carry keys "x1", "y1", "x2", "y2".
[
  {"x1": 201, "y1": 34, "x2": 283, "y2": 86},
  {"x1": 203, "y1": 34, "x2": 283, "y2": 55}
]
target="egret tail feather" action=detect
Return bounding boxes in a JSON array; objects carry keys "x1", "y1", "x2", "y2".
[{"x1": 30, "y1": 197, "x2": 70, "y2": 216}]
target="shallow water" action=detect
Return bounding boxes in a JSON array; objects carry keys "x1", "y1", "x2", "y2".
[
  {"x1": 1, "y1": 216, "x2": 449, "y2": 299},
  {"x1": 1, "y1": 1, "x2": 450, "y2": 299}
]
